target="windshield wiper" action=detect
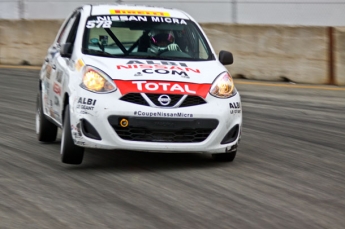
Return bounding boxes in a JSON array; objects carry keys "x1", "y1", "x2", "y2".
[{"x1": 114, "y1": 54, "x2": 195, "y2": 61}]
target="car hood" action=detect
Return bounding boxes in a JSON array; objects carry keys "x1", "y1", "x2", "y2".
[{"x1": 82, "y1": 56, "x2": 227, "y2": 84}]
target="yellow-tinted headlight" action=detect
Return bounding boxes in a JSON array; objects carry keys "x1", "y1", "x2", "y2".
[
  {"x1": 81, "y1": 66, "x2": 116, "y2": 93},
  {"x1": 83, "y1": 70, "x2": 105, "y2": 91},
  {"x1": 209, "y1": 72, "x2": 236, "y2": 98}
]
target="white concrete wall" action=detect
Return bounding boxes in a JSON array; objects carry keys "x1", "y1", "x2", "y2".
[
  {"x1": 0, "y1": 0, "x2": 20, "y2": 20},
  {"x1": 1, "y1": 0, "x2": 345, "y2": 26},
  {"x1": 1, "y1": 1, "x2": 344, "y2": 85},
  {"x1": 2, "y1": 20, "x2": 342, "y2": 85},
  {"x1": 201, "y1": 24, "x2": 329, "y2": 84},
  {"x1": 335, "y1": 27, "x2": 345, "y2": 85},
  {"x1": 236, "y1": 0, "x2": 345, "y2": 26}
]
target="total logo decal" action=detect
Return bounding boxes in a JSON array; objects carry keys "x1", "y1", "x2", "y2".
[{"x1": 114, "y1": 80, "x2": 211, "y2": 98}]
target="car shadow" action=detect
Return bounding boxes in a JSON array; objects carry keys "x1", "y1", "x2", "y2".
[{"x1": 65, "y1": 148, "x2": 234, "y2": 172}]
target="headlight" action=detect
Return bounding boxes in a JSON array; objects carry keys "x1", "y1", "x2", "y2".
[
  {"x1": 209, "y1": 72, "x2": 237, "y2": 98},
  {"x1": 80, "y1": 66, "x2": 116, "y2": 93}
]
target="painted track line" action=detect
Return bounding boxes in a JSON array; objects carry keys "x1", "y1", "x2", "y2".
[
  {"x1": 0, "y1": 65, "x2": 41, "y2": 70},
  {"x1": 234, "y1": 80, "x2": 345, "y2": 91}
]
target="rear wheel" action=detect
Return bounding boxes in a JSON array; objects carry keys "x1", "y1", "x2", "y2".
[
  {"x1": 212, "y1": 151, "x2": 237, "y2": 162},
  {"x1": 61, "y1": 105, "x2": 84, "y2": 165},
  {"x1": 36, "y1": 92, "x2": 58, "y2": 142}
]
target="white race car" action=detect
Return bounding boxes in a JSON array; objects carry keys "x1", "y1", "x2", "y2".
[{"x1": 36, "y1": 4, "x2": 242, "y2": 164}]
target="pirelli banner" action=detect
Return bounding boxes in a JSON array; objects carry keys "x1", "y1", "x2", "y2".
[{"x1": 109, "y1": 9, "x2": 171, "y2": 17}]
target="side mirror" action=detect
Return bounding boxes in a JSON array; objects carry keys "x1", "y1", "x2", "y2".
[
  {"x1": 60, "y1": 43, "x2": 72, "y2": 58},
  {"x1": 219, "y1": 50, "x2": 233, "y2": 65}
]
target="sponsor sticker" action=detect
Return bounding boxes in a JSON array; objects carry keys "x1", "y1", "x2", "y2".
[
  {"x1": 109, "y1": 9, "x2": 170, "y2": 17},
  {"x1": 115, "y1": 80, "x2": 211, "y2": 98},
  {"x1": 56, "y1": 70, "x2": 63, "y2": 83},
  {"x1": 76, "y1": 97, "x2": 97, "y2": 110},
  {"x1": 85, "y1": 15, "x2": 187, "y2": 28},
  {"x1": 75, "y1": 59, "x2": 85, "y2": 72},
  {"x1": 71, "y1": 123, "x2": 82, "y2": 137},
  {"x1": 54, "y1": 96, "x2": 60, "y2": 106},
  {"x1": 229, "y1": 102, "x2": 241, "y2": 114},
  {"x1": 134, "y1": 111, "x2": 193, "y2": 118},
  {"x1": 116, "y1": 60, "x2": 197, "y2": 78},
  {"x1": 53, "y1": 82, "x2": 61, "y2": 95},
  {"x1": 75, "y1": 141, "x2": 86, "y2": 146}
]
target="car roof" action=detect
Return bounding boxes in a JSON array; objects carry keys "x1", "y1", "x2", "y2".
[{"x1": 88, "y1": 4, "x2": 191, "y2": 20}]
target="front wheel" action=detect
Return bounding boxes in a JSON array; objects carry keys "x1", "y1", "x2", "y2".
[
  {"x1": 60, "y1": 105, "x2": 84, "y2": 165},
  {"x1": 212, "y1": 151, "x2": 237, "y2": 162}
]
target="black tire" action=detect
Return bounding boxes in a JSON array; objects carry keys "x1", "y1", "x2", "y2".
[
  {"x1": 36, "y1": 92, "x2": 58, "y2": 142},
  {"x1": 212, "y1": 151, "x2": 237, "y2": 162},
  {"x1": 61, "y1": 105, "x2": 84, "y2": 165}
]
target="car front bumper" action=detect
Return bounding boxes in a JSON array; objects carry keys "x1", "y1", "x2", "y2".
[{"x1": 69, "y1": 89, "x2": 242, "y2": 154}]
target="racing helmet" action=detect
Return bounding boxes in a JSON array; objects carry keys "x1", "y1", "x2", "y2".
[{"x1": 149, "y1": 30, "x2": 175, "y2": 54}]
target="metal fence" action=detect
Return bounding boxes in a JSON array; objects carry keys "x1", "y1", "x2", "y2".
[{"x1": 1, "y1": 0, "x2": 345, "y2": 26}]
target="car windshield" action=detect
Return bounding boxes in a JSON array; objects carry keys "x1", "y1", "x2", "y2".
[{"x1": 82, "y1": 15, "x2": 215, "y2": 61}]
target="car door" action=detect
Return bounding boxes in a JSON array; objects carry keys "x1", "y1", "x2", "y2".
[
  {"x1": 55, "y1": 11, "x2": 82, "y2": 124},
  {"x1": 46, "y1": 11, "x2": 81, "y2": 124}
]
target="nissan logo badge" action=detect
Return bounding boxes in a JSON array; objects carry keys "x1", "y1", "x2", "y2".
[{"x1": 158, "y1": 94, "x2": 171, "y2": 106}]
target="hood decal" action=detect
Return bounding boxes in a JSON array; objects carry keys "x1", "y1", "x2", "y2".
[
  {"x1": 115, "y1": 80, "x2": 211, "y2": 98},
  {"x1": 82, "y1": 56, "x2": 226, "y2": 83}
]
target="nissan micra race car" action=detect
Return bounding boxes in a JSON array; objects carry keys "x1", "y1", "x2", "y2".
[{"x1": 36, "y1": 4, "x2": 242, "y2": 164}]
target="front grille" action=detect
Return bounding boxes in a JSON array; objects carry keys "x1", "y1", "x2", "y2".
[
  {"x1": 180, "y1": 95, "x2": 207, "y2": 107},
  {"x1": 108, "y1": 116, "x2": 218, "y2": 143},
  {"x1": 119, "y1": 93, "x2": 206, "y2": 108},
  {"x1": 119, "y1": 93, "x2": 149, "y2": 106},
  {"x1": 113, "y1": 128, "x2": 213, "y2": 142}
]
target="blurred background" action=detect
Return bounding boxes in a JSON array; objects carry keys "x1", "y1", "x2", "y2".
[
  {"x1": 0, "y1": 0, "x2": 344, "y2": 84},
  {"x1": 1, "y1": 2, "x2": 345, "y2": 228},
  {"x1": 1, "y1": 0, "x2": 345, "y2": 25}
]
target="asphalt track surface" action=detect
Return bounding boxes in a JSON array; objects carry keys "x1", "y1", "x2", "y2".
[{"x1": 0, "y1": 67, "x2": 344, "y2": 229}]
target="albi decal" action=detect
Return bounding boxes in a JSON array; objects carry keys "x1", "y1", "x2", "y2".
[
  {"x1": 229, "y1": 102, "x2": 240, "y2": 109},
  {"x1": 229, "y1": 102, "x2": 241, "y2": 114},
  {"x1": 77, "y1": 97, "x2": 97, "y2": 110}
]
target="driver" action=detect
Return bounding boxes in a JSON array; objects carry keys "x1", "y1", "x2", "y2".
[{"x1": 148, "y1": 30, "x2": 181, "y2": 54}]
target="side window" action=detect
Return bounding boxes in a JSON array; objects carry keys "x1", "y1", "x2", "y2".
[
  {"x1": 198, "y1": 39, "x2": 209, "y2": 59},
  {"x1": 56, "y1": 14, "x2": 75, "y2": 44},
  {"x1": 56, "y1": 11, "x2": 79, "y2": 45},
  {"x1": 189, "y1": 29, "x2": 209, "y2": 60},
  {"x1": 66, "y1": 12, "x2": 80, "y2": 45},
  {"x1": 56, "y1": 23, "x2": 68, "y2": 44}
]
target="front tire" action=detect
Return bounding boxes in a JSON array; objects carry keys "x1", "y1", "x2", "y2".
[
  {"x1": 61, "y1": 105, "x2": 84, "y2": 165},
  {"x1": 212, "y1": 151, "x2": 237, "y2": 162},
  {"x1": 36, "y1": 92, "x2": 58, "y2": 142}
]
